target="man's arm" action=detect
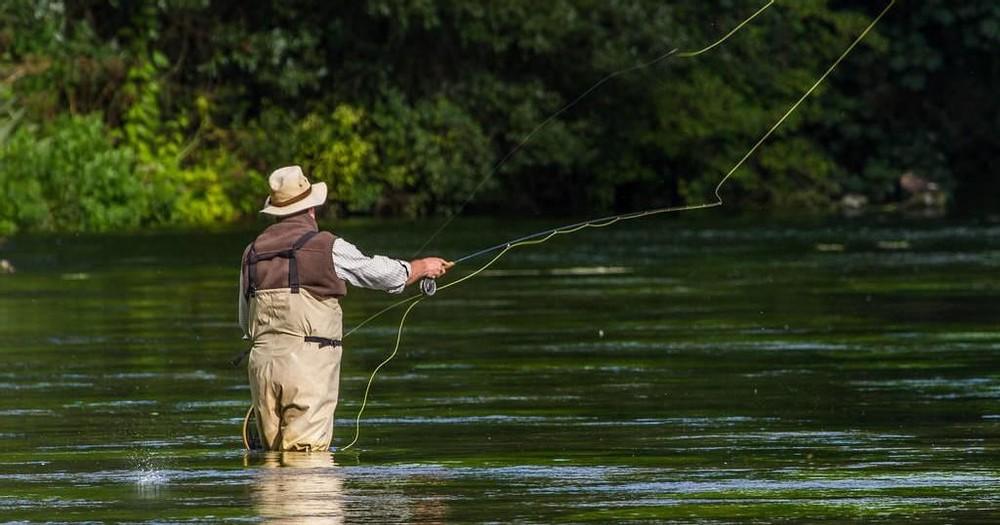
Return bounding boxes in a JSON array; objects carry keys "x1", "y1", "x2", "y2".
[{"x1": 333, "y1": 238, "x2": 451, "y2": 293}]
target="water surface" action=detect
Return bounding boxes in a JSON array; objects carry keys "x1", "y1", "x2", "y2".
[{"x1": 0, "y1": 218, "x2": 998, "y2": 522}]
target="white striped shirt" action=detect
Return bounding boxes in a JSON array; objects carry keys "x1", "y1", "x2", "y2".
[
  {"x1": 238, "y1": 238, "x2": 410, "y2": 336},
  {"x1": 330, "y1": 238, "x2": 411, "y2": 293}
]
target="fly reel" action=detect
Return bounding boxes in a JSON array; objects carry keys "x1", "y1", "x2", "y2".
[{"x1": 419, "y1": 278, "x2": 437, "y2": 296}]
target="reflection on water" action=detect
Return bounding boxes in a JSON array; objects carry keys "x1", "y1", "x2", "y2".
[
  {"x1": 247, "y1": 453, "x2": 450, "y2": 523},
  {"x1": 0, "y1": 219, "x2": 998, "y2": 522},
  {"x1": 250, "y1": 452, "x2": 346, "y2": 523}
]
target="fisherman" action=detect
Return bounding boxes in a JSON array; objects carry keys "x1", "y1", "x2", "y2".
[{"x1": 238, "y1": 166, "x2": 452, "y2": 451}]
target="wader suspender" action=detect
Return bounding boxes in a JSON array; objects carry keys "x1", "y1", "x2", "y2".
[
  {"x1": 245, "y1": 230, "x2": 320, "y2": 299},
  {"x1": 232, "y1": 230, "x2": 341, "y2": 367}
]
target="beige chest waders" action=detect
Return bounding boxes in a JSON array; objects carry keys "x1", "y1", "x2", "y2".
[{"x1": 243, "y1": 226, "x2": 345, "y2": 451}]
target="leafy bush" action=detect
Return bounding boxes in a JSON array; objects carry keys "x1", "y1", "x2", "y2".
[
  {"x1": 119, "y1": 52, "x2": 239, "y2": 227},
  {"x1": 0, "y1": 113, "x2": 144, "y2": 233},
  {"x1": 239, "y1": 96, "x2": 492, "y2": 218},
  {"x1": 370, "y1": 90, "x2": 492, "y2": 216}
]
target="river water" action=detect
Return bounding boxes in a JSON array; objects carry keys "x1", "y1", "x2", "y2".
[{"x1": 0, "y1": 217, "x2": 997, "y2": 522}]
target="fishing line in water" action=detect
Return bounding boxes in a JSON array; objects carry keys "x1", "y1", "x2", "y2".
[{"x1": 335, "y1": 0, "x2": 896, "y2": 452}]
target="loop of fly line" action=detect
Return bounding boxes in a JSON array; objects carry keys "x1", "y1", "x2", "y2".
[{"x1": 336, "y1": 0, "x2": 896, "y2": 453}]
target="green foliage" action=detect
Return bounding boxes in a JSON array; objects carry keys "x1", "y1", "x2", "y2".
[
  {"x1": 0, "y1": 0, "x2": 997, "y2": 233},
  {"x1": 239, "y1": 93, "x2": 492, "y2": 217},
  {"x1": 236, "y1": 104, "x2": 378, "y2": 215},
  {"x1": 119, "y1": 50, "x2": 238, "y2": 226},
  {"x1": 0, "y1": 113, "x2": 143, "y2": 233},
  {"x1": 646, "y1": 2, "x2": 865, "y2": 212},
  {"x1": 369, "y1": 90, "x2": 492, "y2": 216},
  {"x1": 835, "y1": 0, "x2": 1000, "y2": 211},
  {"x1": 297, "y1": 105, "x2": 378, "y2": 214},
  {"x1": 165, "y1": 162, "x2": 241, "y2": 226}
]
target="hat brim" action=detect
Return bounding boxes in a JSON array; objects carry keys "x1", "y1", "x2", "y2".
[{"x1": 260, "y1": 182, "x2": 328, "y2": 216}]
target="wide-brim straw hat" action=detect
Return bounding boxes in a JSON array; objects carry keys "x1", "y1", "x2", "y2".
[{"x1": 260, "y1": 165, "x2": 328, "y2": 216}]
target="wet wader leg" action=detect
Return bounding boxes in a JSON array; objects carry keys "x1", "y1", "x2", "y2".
[
  {"x1": 275, "y1": 342, "x2": 343, "y2": 452},
  {"x1": 248, "y1": 349, "x2": 284, "y2": 450}
]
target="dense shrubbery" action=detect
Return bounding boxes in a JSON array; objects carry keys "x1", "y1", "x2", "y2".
[
  {"x1": 0, "y1": 113, "x2": 137, "y2": 234},
  {"x1": 0, "y1": 1, "x2": 997, "y2": 234}
]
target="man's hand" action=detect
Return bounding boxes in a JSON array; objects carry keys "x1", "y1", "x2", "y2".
[{"x1": 407, "y1": 257, "x2": 454, "y2": 285}]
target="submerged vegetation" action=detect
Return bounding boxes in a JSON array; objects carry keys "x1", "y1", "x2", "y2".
[{"x1": 0, "y1": 1, "x2": 997, "y2": 234}]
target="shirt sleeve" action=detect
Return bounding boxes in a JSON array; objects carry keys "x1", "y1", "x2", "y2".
[{"x1": 332, "y1": 238, "x2": 411, "y2": 294}]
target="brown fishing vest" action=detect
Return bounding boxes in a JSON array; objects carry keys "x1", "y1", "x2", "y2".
[{"x1": 241, "y1": 213, "x2": 347, "y2": 300}]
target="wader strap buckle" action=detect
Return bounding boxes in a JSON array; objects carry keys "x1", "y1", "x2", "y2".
[{"x1": 304, "y1": 336, "x2": 342, "y2": 348}]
